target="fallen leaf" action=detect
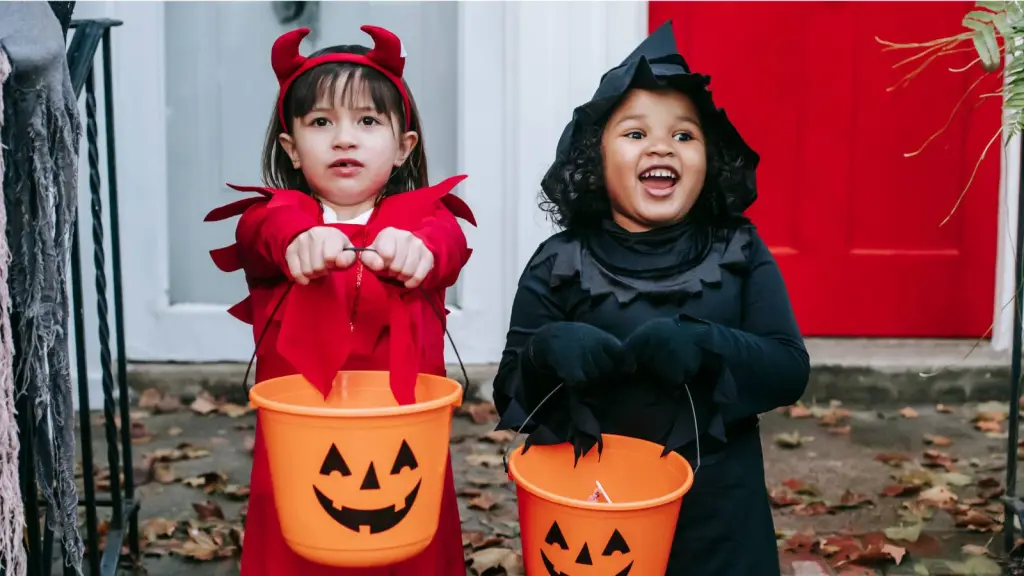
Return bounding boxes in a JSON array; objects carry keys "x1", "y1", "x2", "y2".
[
  {"x1": 881, "y1": 484, "x2": 922, "y2": 497},
  {"x1": 457, "y1": 402, "x2": 499, "y2": 425},
  {"x1": 182, "y1": 471, "x2": 229, "y2": 494},
  {"x1": 191, "y1": 500, "x2": 224, "y2": 521},
  {"x1": 217, "y1": 402, "x2": 252, "y2": 418},
  {"x1": 791, "y1": 501, "x2": 830, "y2": 516},
  {"x1": 467, "y1": 547, "x2": 521, "y2": 575},
  {"x1": 922, "y1": 450, "x2": 956, "y2": 471},
  {"x1": 787, "y1": 404, "x2": 812, "y2": 419},
  {"x1": 875, "y1": 452, "x2": 912, "y2": 466},
  {"x1": 138, "y1": 388, "x2": 164, "y2": 410},
  {"x1": 774, "y1": 431, "x2": 813, "y2": 448},
  {"x1": 827, "y1": 425, "x2": 852, "y2": 435},
  {"x1": 832, "y1": 490, "x2": 873, "y2": 510},
  {"x1": 937, "y1": 472, "x2": 973, "y2": 487},
  {"x1": 782, "y1": 478, "x2": 820, "y2": 496},
  {"x1": 975, "y1": 420, "x2": 1003, "y2": 433},
  {"x1": 769, "y1": 487, "x2": 802, "y2": 508},
  {"x1": 152, "y1": 462, "x2": 176, "y2": 484},
  {"x1": 923, "y1": 434, "x2": 952, "y2": 447},
  {"x1": 462, "y1": 530, "x2": 504, "y2": 550},
  {"x1": 167, "y1": 426, "x2": 183, "y2": 437},
  {"x1": 884, "y1": 523, "x2": 922, "y2": 543},
  {"x1": 468, "y1": 491, "x2": 499, "y2": 511},
  {"x1": 935, "y1": 403, "x2": 954, "y2": 413},
  {"x1": 974, "y1": 401, "x2": 1009, "y2": 423},
  {"x1": 189, "y1": 392, "x2": 218, "y2": 415},
  {"x1": 480, "y1": 430, "x2": 517, "y2": 444},
  {"x1": 899, "y1": 407, "x2": 919, "y2": 419},
  {"x1": 962, "y1": 544, "x2": 990, "y2": 556},
  {"x1": 465, "y1": 453, "x2": 505, "y2": 468},
  {"x1": 918, "y1": 485, "x2": 957, "y2": 507}
]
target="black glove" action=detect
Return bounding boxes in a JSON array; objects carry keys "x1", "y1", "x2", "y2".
[
  {"x1": 527, "y1": 321, "x2": 635, "y2": 388},
  {"x1": 625, "y1": 316, "x2": 707, "y2": 388}
]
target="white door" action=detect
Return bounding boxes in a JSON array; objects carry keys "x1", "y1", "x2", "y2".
[{"x1": 114, "y1": 1, "x2": 500, "y2": 366}]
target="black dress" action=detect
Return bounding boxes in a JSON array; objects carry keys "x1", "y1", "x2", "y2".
[{"x1": 492, "y1": 218, "x2": 810, "y2": 575}]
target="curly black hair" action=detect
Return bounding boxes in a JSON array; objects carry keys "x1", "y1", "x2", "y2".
[{"x1": 539, "y1": 94, "x2": 754, "y2": 234}]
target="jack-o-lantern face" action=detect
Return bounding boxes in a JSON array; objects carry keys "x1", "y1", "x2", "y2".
[
  {"x1": 540, "y1": 521, "x2": 633, "y2": 576},
  {"x1": 312, "y1": 439, "x2": 421, "y2": 534}
]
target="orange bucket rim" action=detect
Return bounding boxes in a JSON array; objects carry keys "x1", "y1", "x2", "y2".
[
  {"x1": 248, "y1": 370, "x2": 464, "y2": 418},
  {"x1": 507, "y1": 433, "x2": 694, "y2": 512}
]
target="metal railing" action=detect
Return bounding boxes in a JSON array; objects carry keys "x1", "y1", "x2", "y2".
[{"x1": 16, "y1": 17, "x2": 139, "y2": 576}]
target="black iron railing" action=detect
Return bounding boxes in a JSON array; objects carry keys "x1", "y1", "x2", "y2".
[{"x1": 16, "y1": 17, "x2": 139, "y2": 576}]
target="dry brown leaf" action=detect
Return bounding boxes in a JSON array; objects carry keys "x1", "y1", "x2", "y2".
[
  {"x1": 167, "y1": 426, "x2": 183, "y2": 437},
  {"x1": 457, "y1": 402, "x2": 499, "y2": 425},
  {"x1": 874, "y1": 452, "x2": 912, "y2": 466},
  {"x1": 923, "y1": 434, "x2": 952, "y2": 447},
  {"x1": 787, "y1": 404, "x2": 812, "y2": 419},
  {"x1": 468, "y1": 547, "x2": 521, "y2": 575},
  {"x1": 189, "y1": 392, "x2": 218, "y2": 415},
  {"x1": 468, "y1": 491, "x2": 499, "y2": 511},
  {"x1": 138, "y1": 388, "x2": 164, "y2": 410},
  {"x1": 918, "y1": 485, "x2": 958, "y2": 507},
  {"x1": 975, "y1": 420, "x2": 1003, "y2": 433},
  {"x1": 191, "y1": 500, "x2": 225, "y2": 521},
  {"x1": 827, "y1": 425, "x2": 852, "y2": 435},
  {"x1": 182, "y1": 471, "x2": 229, "y2": 493},
  {"x1": 962, "y1": 543, "x2": 990, "y2": 556},
  {"x1": 465, "y1": 453, "x2": 505, "y2": 468},
  {"x1": 898, "y1": 407, "x2": 919, "y2": 419},
  {"x1": 774, "y1": 431, "x2": 812, "y2": 448},
  {"x1": 462, "y1": 530, "x2": 505, "y2": 550},
  {"x1": 217, "y1": 402, "x2": 252, "y2": 418},
  {"x1": 782, "y1": 478, "x2": 820, "y2": 496},
  {"x1": 480, "y1": 430, "x2": 517, "y2": 444},
  {"x1": 936, "y1": 403, "x2": 954, "y2": 413},
  {"x1": 152, "y1": 462, "x2": 176, "y2": 484}
]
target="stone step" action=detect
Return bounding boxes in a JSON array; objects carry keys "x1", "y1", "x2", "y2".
[{"x1": 124, "y1": 338, "x2": 1020, "y2": 407}]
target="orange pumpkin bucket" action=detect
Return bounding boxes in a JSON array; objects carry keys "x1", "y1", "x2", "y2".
[
  {"x1": 508, "y1": 433, "x2": 694, "y2": 575},
  {"x1": 248, "y1": 370, "x2": 463, "y2": 568}
]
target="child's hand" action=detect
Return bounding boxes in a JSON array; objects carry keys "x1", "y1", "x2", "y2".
[
  {"x1": 285, "y1": 226, "x2": 357, "y2": 285},
  {"x1": 360, "y1": 227, "x2": 435, "y2": 289}
]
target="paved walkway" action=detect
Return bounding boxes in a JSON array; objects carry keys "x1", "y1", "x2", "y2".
[{"x1": 74, "y1": 391, "x2": 1024, "y2": 575}]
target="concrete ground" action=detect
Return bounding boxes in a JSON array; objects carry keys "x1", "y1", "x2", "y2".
[{"x1": 65, "y1": 386, "x2": 1024, "y2": 576}]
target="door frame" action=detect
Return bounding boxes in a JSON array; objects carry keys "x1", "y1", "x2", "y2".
[{"x1": 99, "y1": 2, "x2": 649, "y2": 365}]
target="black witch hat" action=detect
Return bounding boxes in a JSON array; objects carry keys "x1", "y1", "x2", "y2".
[{"x1": 542, "y1": 20, "x2": 761, "y2": 216}]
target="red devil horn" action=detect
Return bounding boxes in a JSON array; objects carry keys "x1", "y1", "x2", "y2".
[
  {"x1": 361, "y1": 25, "x2": 406, "y2": 78},
  {"x1": 272, "y1": 28, "x2": 311, "y2": 82}
]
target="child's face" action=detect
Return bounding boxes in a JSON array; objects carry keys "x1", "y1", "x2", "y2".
[
  {"x1": 279, "y1": 74, "x2": 418, "y2": 214},
  {"x1": 600, "y1": 88, "x2": 707, "y2": 232}
]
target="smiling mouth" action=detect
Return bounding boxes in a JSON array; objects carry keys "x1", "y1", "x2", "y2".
[
  {"x1": 539, "y1": 550, "x2": 634, "y2": 576},
  {"x1": 638, "y1": 167, "x2": 679, "y2": 193},
  {"x1": 313, "y1": 480, "x2": 421, "y2": 534}
]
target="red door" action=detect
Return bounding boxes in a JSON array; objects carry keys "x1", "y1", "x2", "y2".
[{"x1": 650, "y1": 1, "x2": 1001, "y2": 338}]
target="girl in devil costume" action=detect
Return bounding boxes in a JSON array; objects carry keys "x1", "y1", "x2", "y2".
[
  {"x1": 492, "y1": 21, "x2": 810, "y2": 575},
  {"x1": 204, "y1": 26, "x2": 474, "y2": 575}
]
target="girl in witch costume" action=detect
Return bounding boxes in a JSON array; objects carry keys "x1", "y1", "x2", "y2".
[
  {"x1": 204, "y1": 26, "x2": 474, "y2": 575},
  {"x1": 492, "y1": 21, "x2": 809, "y2": 575}
]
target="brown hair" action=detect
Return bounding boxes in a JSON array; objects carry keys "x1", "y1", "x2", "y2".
[{"x1": 260, "y1": 45, "x2": 429, "y2": 198}]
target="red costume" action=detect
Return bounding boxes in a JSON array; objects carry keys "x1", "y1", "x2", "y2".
[{"x1": 203, "y1": 25, "x2": 476, "y2": 576}]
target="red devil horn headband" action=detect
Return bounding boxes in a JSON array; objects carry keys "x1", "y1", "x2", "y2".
[{"x1": 272, "y1": 26, "x2": 412, "y2": 132}]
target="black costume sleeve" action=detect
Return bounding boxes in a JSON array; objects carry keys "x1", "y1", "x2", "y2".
[
  {"x1": 492, "y1": 253, "x2": 565, "y2": 432},
  {"x1": 690, "y1": 230, "x2": 810, "y2": 421}
]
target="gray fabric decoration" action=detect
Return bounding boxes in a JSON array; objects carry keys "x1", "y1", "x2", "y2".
[
  {"x1": 0, "y1": 3, "x2": 84, "y2": 573},
  {"x1": 0, "y1": 48, "x2": 28, "y2": 576}
]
